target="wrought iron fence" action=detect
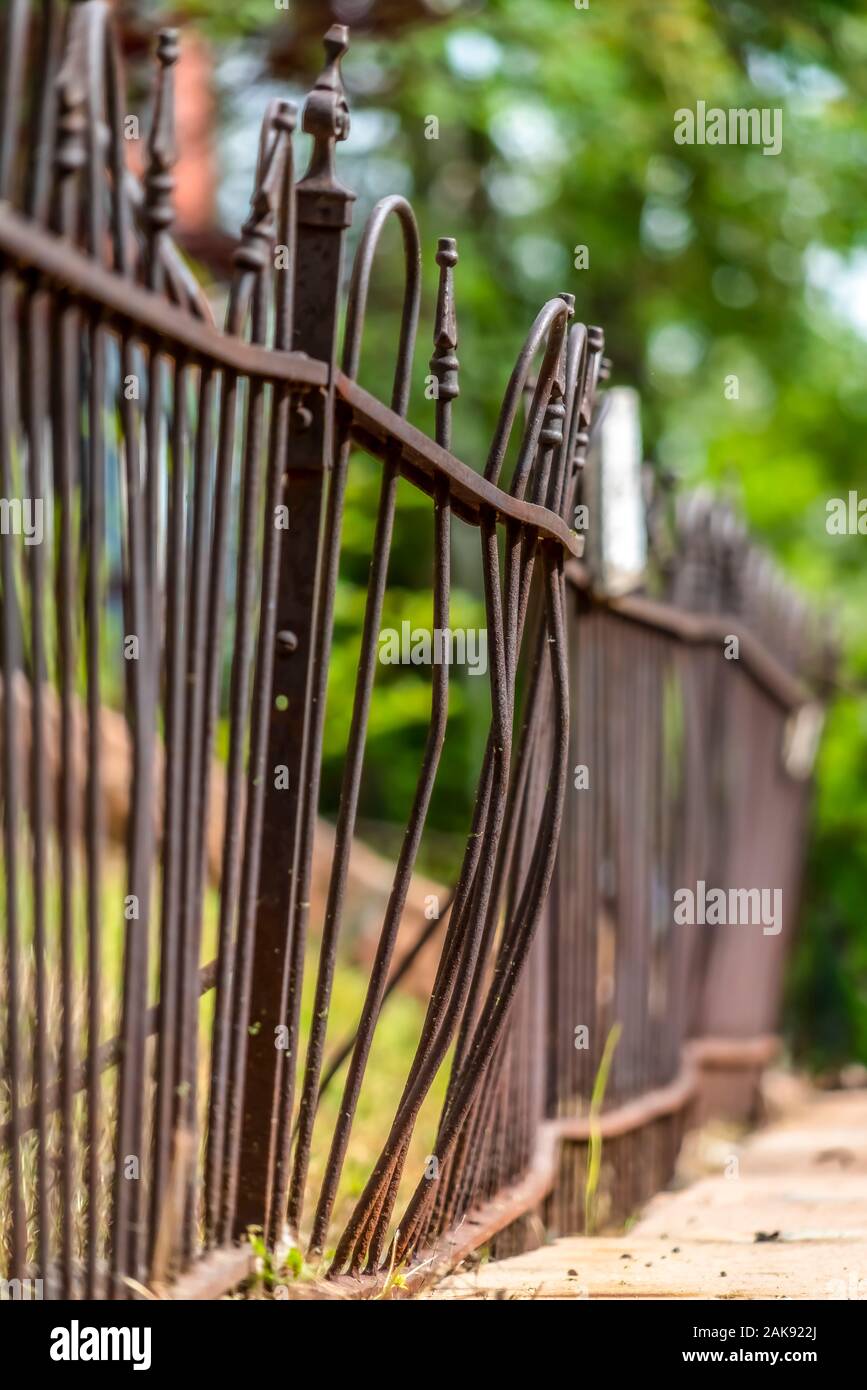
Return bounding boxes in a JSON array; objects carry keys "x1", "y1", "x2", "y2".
[{"x1": 0, "y1": 4, "x2": 830, "y2": 1300}]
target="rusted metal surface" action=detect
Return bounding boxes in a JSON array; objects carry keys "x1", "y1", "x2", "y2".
[
  {"x1": 0, "y1": 4, "x2": 829, "y2": 1302},
  {"x1": 338, "y1": 373, "x2": 584, "y2": 549},
  {"x1": 565, "y1": 561, "x2": 815, "y2": 711},
  {"x1": 0, "y1": 206, "x2": 328, "y2": 386}
]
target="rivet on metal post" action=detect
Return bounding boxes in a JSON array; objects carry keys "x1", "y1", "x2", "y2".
[
  {"x1": 429, "y1": 236, "x2": 459, "y2": 451},
  {"x1": 291, "y1": 401, "x2": 313, "y2": 432}
]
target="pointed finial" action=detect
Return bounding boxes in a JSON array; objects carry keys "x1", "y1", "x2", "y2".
[
  {"x1": 531, "y1": 293, "x2": 571, "y2": 509},
  {"x1": 540, "y1": 293, "x2": 573, "y2": 454},
  {"x1": 581, "y1": 324, "x2": 605, "y2": 419},
  {"x1": 570, "y1": 322, "x2": 606, "y2": 490},
  {"x1": 430, "y1": 237, "x2": 459, "y2": 449},
  {"x1": 541, "y1": 375, "x2": 569, "y2": 450},
  {"x1": 54, "y1": 16, "x2": 88, "y2": 185},
  {"x1": 542, "y1": 294, "x2": 573, "y2": 446},
  {"x1": 144, "y1": 29, "x2": 180, "y2": 247},
  {"x1": 309, "y1": 25, "x2": 351, "y2": 128},
  {"x1": 297, "y1": 25, "x2": 355, "y2": 225},
  {"x1": 234, "y1": 99, "x2": 297, "y2": 274}
]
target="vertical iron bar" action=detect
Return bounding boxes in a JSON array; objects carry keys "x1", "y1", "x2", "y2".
[
  {"x1": 287, "y1": 197, "x2": 422, "y2": 1246},
  {"x1": 233, "y1": 25, "x2": 355, "y2": 1242},
  {"x1": 83, "y1": 0, "x2": 108, "y2": 1298},
  {"x1": 211, "y1": 102, "x2": 296, "y2": 1250},
  {"x1": 0, "y1": 0, "x2": 30, "y2": 202},
  {"x1": 52, "y1": 29, "x2": 87, "y2": 1289},
  {"x1": 23, "y1": 279, "x2": 50, "y2": 1287},
  {"x1": 0, "y1": 265, "x2": 24, "y2": 1283}
]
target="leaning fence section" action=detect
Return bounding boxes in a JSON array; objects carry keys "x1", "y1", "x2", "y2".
[
  {"x1": 0, "y1": 4, "x2": 830, "y2": 1302},
  {"x1": 0, "y1": 0, "x2": 315, "y2": 1298},
  {"x1": 540, "y1": 497, "x2": 830, "y2": 1239}
]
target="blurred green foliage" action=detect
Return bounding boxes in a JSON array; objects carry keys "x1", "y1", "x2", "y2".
[{"x1": 166, "y1": 0, "x2": 867, "y2": 1067}]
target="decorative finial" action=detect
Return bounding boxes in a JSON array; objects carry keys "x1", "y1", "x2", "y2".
[
  {"x1": 581, "y1": 324, "x2": 605, "y2": 417},
  {"x1": 297, "y1": 25, "x2": 355, "y2": 223},
  {"x1": 234, "y1": 99, "x2": 297, "y2": 275},
  {"x1": 430, "y1": 237, "x2": 459, "y2": 449},
  {"x1": 144, "y1": 30, "x2": 180, "y2": 248},
  {"x1": 54, "y1": 18, "x2": 88, "y2": 187},
  {"x1": 308, "y1": 25, "x2": 351, "y2": 137},
  {"x1": 570, "y1": 322, "x2": 605, "y2": 497},
  {"x1": 540, "y1": 293, "x2": 572, "y2": 456},
  {"x1": 539, "y1": 385, "x2": 566, "y2": 451}
]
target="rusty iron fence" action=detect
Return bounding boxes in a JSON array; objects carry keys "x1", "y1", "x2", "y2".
[{"x1": 0, "y1": 5, "x2": 830, "y2": 1300}]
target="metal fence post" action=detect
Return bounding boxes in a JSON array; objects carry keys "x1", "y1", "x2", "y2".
[{"x1": 233, "y1": 25, "x2": 355, "y2": 1240}]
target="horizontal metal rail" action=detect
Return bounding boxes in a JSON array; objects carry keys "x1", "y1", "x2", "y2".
[
  {"x1": 566, "y1": 560, "x2": 814, "y2": 711},
  {"x1": 0, "y1": 206, "x2": 580, "y2": 554},
  {"x1": 338, "y1": 374, "x2": 582, "y2": 551},
  {"x1": 0, "y1": 204, "x2": 328, "y2": 386},
  {"x1": 284, "y1": 1055, "x2": 700, "y2": 1301}
]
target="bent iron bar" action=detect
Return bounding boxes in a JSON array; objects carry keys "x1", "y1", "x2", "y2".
[{"x1": 0, "y1": 6, "x2": 830, "y2": 1300}]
